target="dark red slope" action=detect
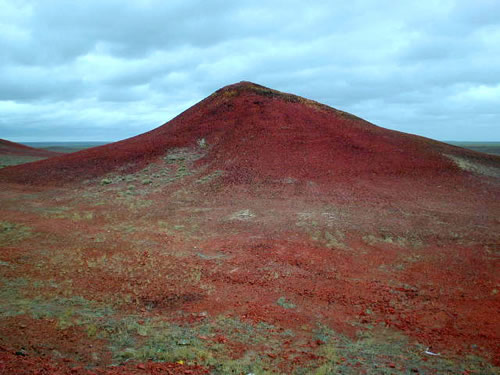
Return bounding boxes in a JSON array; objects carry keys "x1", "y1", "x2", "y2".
[
  {"x1": 0, "y1": 139, "x2": 62, "y2": 158},
  {"x1": 1, "y1": 82, "x2": 498, "y2": 185}
]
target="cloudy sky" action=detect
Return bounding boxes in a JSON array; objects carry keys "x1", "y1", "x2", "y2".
[{"x1": 0, "y1": 0, "x2": 499, "y2": 142}]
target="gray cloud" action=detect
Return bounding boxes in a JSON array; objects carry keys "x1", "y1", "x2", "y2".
[{"x1": 0, "y1": 0, "x2": 498, "y2": 142}]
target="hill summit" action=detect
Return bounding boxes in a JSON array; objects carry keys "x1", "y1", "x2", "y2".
[{"x1": 0, "y1": 81, "x2": 498, "y2": 185}]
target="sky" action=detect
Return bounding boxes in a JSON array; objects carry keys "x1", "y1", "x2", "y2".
[{"x1": 0, "y1": 0, "x2": 499, "y2": 142}]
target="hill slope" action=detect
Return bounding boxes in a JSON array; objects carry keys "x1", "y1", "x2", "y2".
[{"x1": 1, "y1": 81, "x2": 498, "y2": 185}]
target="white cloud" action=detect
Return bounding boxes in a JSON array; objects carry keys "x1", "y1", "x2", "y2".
[{"x1": 0, "y1": 0, "x2": 498, "y2": 142}]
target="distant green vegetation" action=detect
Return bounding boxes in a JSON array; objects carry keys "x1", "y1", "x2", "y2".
[
  {"x1": 0, "y1": 155, "x2": 46, "y2": 168},
  {"x1": 445, "y1": 141, "x2": 500, "y2": 156}
]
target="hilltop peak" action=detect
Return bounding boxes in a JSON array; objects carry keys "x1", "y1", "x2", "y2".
[
  {"x1": 213, "y1": 81, "x2": 285, "y2": 97},
  {"x1": 211, "y1": 81, "x2": 338, "y2": 114},
  {"x1": 219, "y1": 80, "x2": 268, "y2": 91}
]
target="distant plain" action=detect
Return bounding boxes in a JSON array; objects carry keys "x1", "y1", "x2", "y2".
[
  {"x1": 445, "y1": 141, "x2": 500, "y2": 156},
  {"x1": 24, "y1": 142, "x2": 109, "y2": 153}
]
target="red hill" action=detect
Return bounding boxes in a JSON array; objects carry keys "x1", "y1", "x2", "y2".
[
  {"x1": 0, "y1": 139, "x2": 61, "y2": 158},
  {"x1": 0, "y1": 82, "x2": 499, "y2": 372},
  {"x1": 1, "y1": 81, "x2": 498, "y2": 186}
]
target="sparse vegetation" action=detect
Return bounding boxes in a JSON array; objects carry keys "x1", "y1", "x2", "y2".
[
  {"x1": 100, "y1": 178, "x2": 113, "y2": 185},
  {"x1": 362, "y1": 232, "x2": 423, "y2": 249},
  {"x1": 197, "y1": 138, "x2": 207, "y2": 148},
  {"x1": 276, "y1": 296, "x2": 296, "y2": 309},
  {"x1": 229, "y1": 209, "x2": 255, "y2": 220},
  {"x1": 0, "y1": 221, "x2": 32, "y2": 245}
]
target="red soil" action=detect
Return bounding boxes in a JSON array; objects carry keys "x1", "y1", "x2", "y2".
[{"x1": 0, "y1": 347, "x2": 208, "y2": 375}]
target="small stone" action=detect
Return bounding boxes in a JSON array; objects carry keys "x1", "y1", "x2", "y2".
[{"x1": 15, "y1": 349, "x2": 27, "y2": 356}]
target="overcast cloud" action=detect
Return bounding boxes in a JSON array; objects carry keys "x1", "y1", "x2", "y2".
[{"x1": 0, "y1": 0, "x2": 499, "y2": 142}]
